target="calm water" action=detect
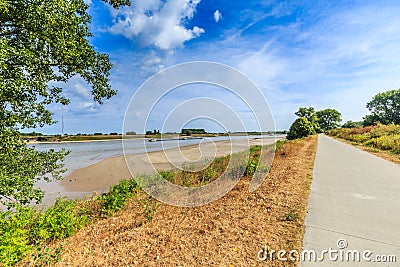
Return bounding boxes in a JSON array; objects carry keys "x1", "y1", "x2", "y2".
[
  {"x1": 28, "y1": 136, "x2": 270, "y2": 176},
  {"x1": 22, "y1": 135, "x2": 282, "y2": 208}
]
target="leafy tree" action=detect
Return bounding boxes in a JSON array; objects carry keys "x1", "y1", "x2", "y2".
[
  {"x1": 342, "y1": 120, "x2": 363, "y2": 128},
  {"x1": 287, "y1": 107, "x2": 319, "y2": 140},
  {"x1": 0, "y1": 0, "x2": 130, "y2": 208},
  {"x1": 295, "y1": 107, "x2": 318, "y2": 124},
  {"x1": 362, "y1": 114, "x2": 380, "y2": 127},
  {"x1": 287, "y1": 117, "x2": 315, "y2": 140},
  {"x1": 316, "y1": 108, "x2": 342, "y2": 131},
  {"x1": 287, "y1": 106, "x2": 342, "y2": 139},
  {"x1": 366, "y1": 89, "x2": 400, "y2": 125},
  {"x1": 296, "y1": 107, "x2": 320, "y2": 130}
]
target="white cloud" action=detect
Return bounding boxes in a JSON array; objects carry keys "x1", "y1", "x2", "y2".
[
  {"x1": 228, "y1": 3, "x2": 400, "y2": 129},
  {"x1": 73, "y1": 82, "x2": 91, "y2": 98},
  {"x1": 214, "y1": 10, "x2": 222, "y2": 23},
  {"x1": 81, "y1": 102, "x2": 95, "y2": 110},
  {"x1": 237, "y1": 43, "x2": 286, "y2": 89},
  {"x1": 108, "y1": 0, "x2": 204, "y2": 50}
]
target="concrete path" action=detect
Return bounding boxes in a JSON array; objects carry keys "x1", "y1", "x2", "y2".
[{"x1": 302, "y1": 135, "x2": 400, "y2": 266}]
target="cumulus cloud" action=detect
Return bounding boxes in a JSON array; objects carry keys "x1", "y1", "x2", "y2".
[
  {"x1": 73, "y1": 82, "x2": 91, "y2": 98},
  {"x1": 213, "y1": 10, "x2": 222, "y2": 23},
  {"x1": 108, "y1": 0, "x2": 204, "y2": 50}
]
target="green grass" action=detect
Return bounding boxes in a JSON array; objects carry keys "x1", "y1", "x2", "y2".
[{"x1": 157, "y1": 144, "x2": 272, "y2": 187}]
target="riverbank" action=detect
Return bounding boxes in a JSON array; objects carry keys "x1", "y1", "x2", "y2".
[
  {"x1": 18, "y1": 135, "x2": 318, "y2": 267},
  {"x1": 60, "y1": 137, "x2": 279, "y2": 192}
]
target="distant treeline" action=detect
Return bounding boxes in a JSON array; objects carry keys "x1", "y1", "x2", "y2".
[{"x1": 181, "y1": 128, "x2": 206, "y2": 135}]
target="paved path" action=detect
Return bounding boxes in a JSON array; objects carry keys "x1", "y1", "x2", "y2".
[{"x1": 302, "y1": 135, "x2": 400, "y2": 266}]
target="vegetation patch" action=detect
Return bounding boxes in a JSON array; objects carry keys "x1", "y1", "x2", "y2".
[
  {"x1": 0, "y1": 178, "x2": 142, "y2": 267},
  {"x1": 328, "y1": 123, "x2": 400, "y2": 164}
]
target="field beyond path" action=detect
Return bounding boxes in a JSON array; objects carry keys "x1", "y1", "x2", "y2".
[
  {"x1": 34, "y1": 136, "x2": 318, "y2": 267},
  {"x1": 302, "y1": 135, "x2": 400, "y2": 266}
]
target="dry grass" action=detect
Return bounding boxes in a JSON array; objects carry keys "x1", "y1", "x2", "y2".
[{"x1": 19, "y1": 136, "x2": 318, "y2": 267}]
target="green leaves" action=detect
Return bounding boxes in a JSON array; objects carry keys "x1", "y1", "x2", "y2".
[
  {"x1": 316, "y1": 108, "x2": 342, "y2": 131},
  {"x1": 0, "y1": 0, "x2": 122, "y2": 129},
  {"x1": 0, "y1": 130, "x2": 69, "y2": 208},
  {"x1": 0, "y1": 0, "x2": 129, "y2": 208},
  {"x1": 288, "y1": 107, "x2": 342, "y2": 139},
  {"x1": 0, "y1": 199, "x2": 88, "y2": 266},
  {"x1": 103, "y1": 0, "x2": 131, "y2": 8},
  {"x1": 288, "y1": 107, "x2": 319, "y2": 140},
  {"x1": 100, "y1": 179, "x2": 138, "y2": 215},
  {"x1": 366, "y1": 89, "x2": 400, "y2": 125},
  {"x1": 287, "y1": 117, "x2": 315, "y2": 140}
]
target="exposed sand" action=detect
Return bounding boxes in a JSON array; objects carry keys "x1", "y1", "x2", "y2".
[{"x1": 60, "y1": 137, "x2": 279, "y2": 193}]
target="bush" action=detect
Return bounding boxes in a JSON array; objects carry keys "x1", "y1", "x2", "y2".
[
  {"x1": 31, "y1": 199, "x2": 88, "y2": 242},
  {"x1": 287, "y1": 117, "x2": 315, "y2": 140},
  {"x1": 100, "y1": 179, "x2": 138, "y2": 215},
  {"x1": 369, "y1": 123, "x2": 400, "y2": 137},
  {"x1": 158, "y1": 170, "x2": 175, "y2": 183},
  {"x1": 0, "y1": 199, "x2": 88, "y2": 267},
  {"x1": 0, "y1": 208, "x2": 35, "y2": 266}
]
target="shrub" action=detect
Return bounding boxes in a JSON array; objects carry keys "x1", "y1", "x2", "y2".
[
  {"x1": 0, "y1": 198, "x2": 89, "y2": 267},
  {"x1": 0, "y1": 208, "x2": 35, "y2": 266},
  {"x1": 100, "y1": 179, "x2": 138, "y2": 215},
  {"x1": 369, "y1": 123, "x2": 400, "y2": 137},
  {"x1": 287, "y1": 117, "x2": 315, "y2": 140},
  {"x1": 31, "y1": 199, "x2": 88, "y2": 242},
  {"x1": 158, "y1": 170, "x2": 175, "y2": 183},
  {"x1": 348, "y1": 134, "x2": 370, "y2": 143}
]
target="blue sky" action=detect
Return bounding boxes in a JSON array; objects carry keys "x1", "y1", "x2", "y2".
[{"x1": 38, "y1": 0, "x2": 400, "y2": 134}]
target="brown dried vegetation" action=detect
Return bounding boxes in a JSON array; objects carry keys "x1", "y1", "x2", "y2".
[{"x1": 19, "y1": 136, "x2": 318, "y2": 267}]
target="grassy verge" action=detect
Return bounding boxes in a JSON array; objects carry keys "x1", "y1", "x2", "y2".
[
  {"x1": 158, "y1": 144, "x2": 266, "y2": 187},
  {"x1": 49, "y1": 136, "x2": 317, "y2": 266},
  {"x1": 327, "y1": 123, "x2": 400, "y2": 164}
]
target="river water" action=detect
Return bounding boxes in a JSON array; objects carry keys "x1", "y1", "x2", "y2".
[
  {"x1": 28, "y1": 135, "x2": 276, "y2": 176},
  {"x1": 22, "y1": 135, "x2": 281, "y2": 208}
]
